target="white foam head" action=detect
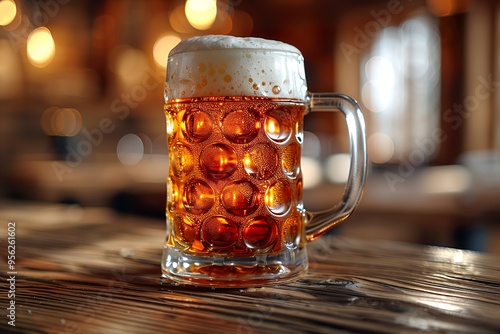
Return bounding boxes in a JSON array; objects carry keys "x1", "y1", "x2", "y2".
[{"x1": 165, "y1": 35, "x2": 308, "y2": 100}]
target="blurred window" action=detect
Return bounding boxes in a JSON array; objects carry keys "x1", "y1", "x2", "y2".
[{"x1": 361, "y1": 14, "x2": 441, "y2": 165}]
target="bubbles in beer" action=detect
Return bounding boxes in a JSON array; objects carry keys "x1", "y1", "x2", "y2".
[
  {"x1": 282, "y1": 142, "x2": 301, "y2": 179},
  {"x1": 173, "y1": 214, "x2": 197, "y2": 244},
  {"x1": 243, "y1": 216, "x2": 277, "y2": 249},
  {"x1": 200, "y1": 143, "x2": 237, "y2": 179},
  {"x1": 166, "y1": 97, "x2": 307, "y2": 255},
  {"x1": 201, "y1": 216, "x2": 238, "y2": 248},
  {"x1": 171, "y1": 144, "x2": 194, "y2": 177},
  {"x1": 182, "y1": 109, "x2": 213, "y2": 142},
  {"x1": 183, "y1": 179, "x2": 215, "y2": 215},
  {"x1": 264, "y1": 108, "x2": 292, "y2": 143},
  {"x1": 221, "y1": 180, "x2": 259, "y2": 216},
  {"x1": 166, "y1": 177, "x2": 176, "y2": 213},
  {"x1": 243, "y1": 143, "x2": 278, "y2": 180},
  {"x1": 222, "y1": 109, "x2": 260, "y2": 144},
  {"x1": 265, "y1": 180, "x2": 292, "y2": 216}
]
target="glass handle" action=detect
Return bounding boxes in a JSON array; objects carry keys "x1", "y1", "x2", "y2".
[{"x1": 304, "y1": 93, "x2": 367, "y2": 242}]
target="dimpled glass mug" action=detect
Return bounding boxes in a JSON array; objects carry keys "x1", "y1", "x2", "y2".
[{"x1": 162, "y1": 35, "x2": 367, "y2": 287}]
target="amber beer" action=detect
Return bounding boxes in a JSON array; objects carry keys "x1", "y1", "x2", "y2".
[
  {"x1": 166, "y1": 96, "x2": 305, "y2": 256},
  {"x1": 162, "y1": 35, "x2": 367, "y2": 287}
]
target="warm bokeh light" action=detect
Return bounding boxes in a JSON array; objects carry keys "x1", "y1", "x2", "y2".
[
  {"x1": 170, "y1": 4, "x2": 195, "y2": 34},
  {"x1": 185, "y1": 0, "x2": 217, "y2": 30},
  {"x1": 110, "y1": 45, "x2": 148, "y2": 87},
  {"x1": 0, "y1": 0, "x2": 17, "y2": 26},
  {"x1": 367, "y1": 132, "x2": 395, "y2": 164},
  {"x1": 41, "y1": 107, "x2": 83, "y2": 137},
  {"x1": 27, "y1": 27, "x2": 56, "y2": 68},
  {"x1": 153, "y1": 34, "x2": 181, "y2": 69}
]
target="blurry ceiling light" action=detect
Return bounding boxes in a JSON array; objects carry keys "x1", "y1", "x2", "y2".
[
  {"x1": 301, "y1": 157, "x2": 323, "y2": 189},
  {"x1": 117, "y1": 133, "x2": 145, "y2": 165},
  {"x1": 153, "y1": 34, "x2": 181, "y2": 69},
  {"x1": 325, "y1": 153, "x2": 351, "y2": 184},
  {"x1": 367, "y1": 132, "x2": 395, "y2": 164},
  {"x1": 0, "y1": 0, "x2": 16, "y2": 26},
  {"x1": 41, "y1": 107, "x2": 83, "y2": 137},
  {"x1": 185, "y1": 0, "x2": 217, "y2": 30},
  {"x1": 27, "y1": 27, "x2": 55, "y2": 68}
]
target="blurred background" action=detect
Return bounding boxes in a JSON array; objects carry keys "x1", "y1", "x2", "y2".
[{"x1": 0, "y1": 0, "x2": 499, "y2": 252}]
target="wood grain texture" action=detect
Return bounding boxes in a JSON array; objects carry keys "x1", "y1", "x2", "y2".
[{"x1": 0, "y1": 203, "x2": 499, "y2": 333}]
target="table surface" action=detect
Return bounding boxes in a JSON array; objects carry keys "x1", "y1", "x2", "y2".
[{"x1": 1, "y1": 202, "x2": 500, "y2": 334}]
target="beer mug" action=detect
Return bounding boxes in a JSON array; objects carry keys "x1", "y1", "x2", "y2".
[{"x1": 162, "y1": 35, "x2": 366, "y2": 287}]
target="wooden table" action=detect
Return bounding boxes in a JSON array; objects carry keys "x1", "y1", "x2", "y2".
[{"x1": 1, "y1": 202, "x2": 500, "y2": 333}]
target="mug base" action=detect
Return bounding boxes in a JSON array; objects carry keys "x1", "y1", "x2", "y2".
[{"x1": 161, "y1": 246, "x2": 308, "y2": 288}]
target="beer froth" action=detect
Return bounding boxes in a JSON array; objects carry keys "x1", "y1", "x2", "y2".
[{"x1": 165, "y1": 35, "x2": 308, "y2": 100}]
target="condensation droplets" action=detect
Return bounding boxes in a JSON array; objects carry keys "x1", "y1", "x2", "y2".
[
  {"x1": 221, "y1": 180, "x2": 259, "y2": 216},
  {"x1": 243, "y1": 143, "x2": 278, "y2": 180},
  {"x1": 201, "y1": 216, "x2": 238, "y2": 248},
  {"x1": 264, "y1": 108, "x2": 292, "y2": 144},
  {"x1": 243, "y1": 216, "x2": 278, "y2": 249},
  {"x1": 182, "y1": 109, "x2": 213, "y2": 142},
  {"x1": 183, "y1": 179, "x2": 215, "y2": 215},
  {"x1": 222, "y1": 109, "x2": 260, "y2": 144},
  {"x1": 200, "y1": 143, "x2": 237, "y2": 179},
  {"x1": 171, "y1": 144, "x2": 194, "y2": 177}
]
